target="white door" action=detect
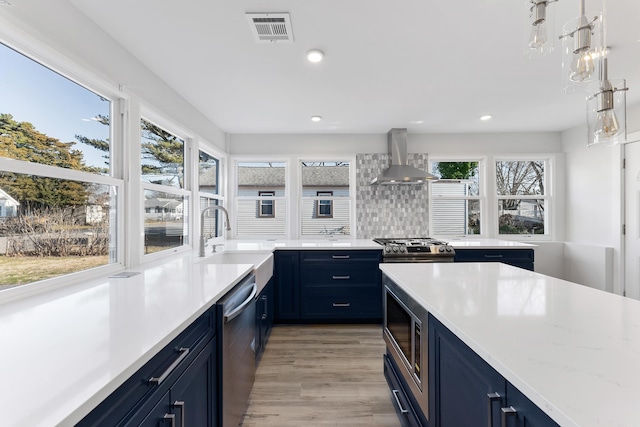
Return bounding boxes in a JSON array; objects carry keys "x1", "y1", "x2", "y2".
[{"x1": 625, "y1": 141, "x2": 640, "y2": 299}]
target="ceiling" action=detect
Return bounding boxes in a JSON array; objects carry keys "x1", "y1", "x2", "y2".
[{"x1": 8, "y1": 0, "x2": 640, "y2": 135}]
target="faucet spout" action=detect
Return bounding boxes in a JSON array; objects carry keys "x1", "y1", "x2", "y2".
[{"x1": 199, "y1": 205, "x2": 231, "y2": 257}]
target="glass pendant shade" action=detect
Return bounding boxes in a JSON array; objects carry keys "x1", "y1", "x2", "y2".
[
  {"x1": 560, "y1": 13, "x2": 601, "y2": 94},
  {"x1": 587, "y1": 78, "x2": 627, "y2": 146},
  {"x1": 524, "y1": 0, "x2": 555, "y2": 58}
]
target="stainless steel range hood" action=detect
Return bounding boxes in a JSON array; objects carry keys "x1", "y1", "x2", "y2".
[{"x1": 370, "y1": 128, "x2": 437, "y2": 185}]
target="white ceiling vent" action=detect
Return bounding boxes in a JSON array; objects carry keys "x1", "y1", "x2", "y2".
[{"x1": 246, "y1": 13, "x2": 294, "y2": 43}]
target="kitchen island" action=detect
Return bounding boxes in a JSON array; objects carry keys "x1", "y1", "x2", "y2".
[{"x1": 380, "y1": 262, "x2": 640, "y2": 427}]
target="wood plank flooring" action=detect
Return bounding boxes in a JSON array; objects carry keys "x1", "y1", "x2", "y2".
[{"x1": 241, "y1": 324, "x2": 400, "y2": 427}]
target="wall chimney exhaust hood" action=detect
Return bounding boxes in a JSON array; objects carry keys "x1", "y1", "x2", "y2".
[{"x1": 370, "y1": 128, "x2": 437, "y2": 185}]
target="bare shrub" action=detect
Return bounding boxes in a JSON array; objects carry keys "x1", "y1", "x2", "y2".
[{"x1": 2, "y1": 207, "x2": 109, "y2": 257}]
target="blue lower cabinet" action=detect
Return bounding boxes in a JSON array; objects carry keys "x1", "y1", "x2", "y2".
[
  {"x1": 77, "y1": 307, "x2": 217, "y2": 427},
  {"x1": 454, "y1": 248, "x2": 534, "y2": 271},
  {"x1": 430, "y1": 315, "x2": 558, "y2": 427},
  {"x1": 255, "y1": 277, "x2": 274, "y2": 364},
  {"x1": 384, "y1": 354, "x2": 426, "y2": 427}
]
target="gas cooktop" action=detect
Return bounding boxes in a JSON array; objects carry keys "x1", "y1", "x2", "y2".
[{"x1": 373, "y1": 237, "x2": 455, "y2": 261}]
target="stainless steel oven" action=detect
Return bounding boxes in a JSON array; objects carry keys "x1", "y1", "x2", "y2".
[
  {"x1": 374, "y1": 237, "x2": 455, "y2": 263},
  {"x1": 383, "y1": 275, "x2": 429, "y2": 418}
]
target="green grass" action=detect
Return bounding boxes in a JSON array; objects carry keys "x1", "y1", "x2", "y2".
[{"x1": 0, "y1": 255, "x2": 109, "y2": 287}]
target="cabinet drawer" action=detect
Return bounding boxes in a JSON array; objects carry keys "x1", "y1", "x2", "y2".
[
  {"x1": 454, "y1": 249, "x2": 534, "y2": 262},
  {"x1": 301, "y1": 265, "x2": 380, "y2": 287},
  {"x1": 301, "y1": 288, "x2": 381, "y2": 319},
  {"x1": 300, "y1": 250, "x2": 382, "y2": 263},
  {"x1": 78, "y1": 307, "x2": 216, "y2": 427}
]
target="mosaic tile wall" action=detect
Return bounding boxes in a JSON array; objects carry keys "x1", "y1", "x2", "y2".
[{"x1": 356, "y1": 153, "x2": 430, "y2": 238}]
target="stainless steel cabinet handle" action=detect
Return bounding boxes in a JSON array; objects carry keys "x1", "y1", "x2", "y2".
[
  {"x1": 224, "y1": 283, "x2": 258, "y2": 322},
  {"x1": 332, "y1": 302, "x2": 351, "y2": 307},
  {"x1": 484, "y1": 254, "x2": 504, "y2": 258},
  {"x1": 501, "y1": 406, "x2": 517, "y2": 427},
  {"x1": 148, "y1": 347, "x2": 190, "y2": 385},
  {"x1": 173, "y1": 401, "x2": 185, "y2": 427},
  {"x1": 487, "y1": 392, "x2": 502, "y2": 427},
  {"x1": 332, "y1": 275, "x2": 350, "y2": 280},
  {"x1": 163, "y1": 413, "x2": 176, "y2": 427},
  {"x1": 332, "y1": 255, "x2": 350, "y2": 259},
  {"x1": 391, "y1": 390, "x2": 409, "y2": 414},
  {"x1": 261, "y1": 294, "x2": 268, "y2": 320}
]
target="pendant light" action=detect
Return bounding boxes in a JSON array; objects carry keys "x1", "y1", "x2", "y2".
[
  {"x1": 524, "y1": 0, "x2": 557, "y2": 58},
  {"x1": 559, "y1": 0, "x2": 600, "y2": 94},
  {"x1": 586, "y1": 7, "x2": 628, "y2": 146}
]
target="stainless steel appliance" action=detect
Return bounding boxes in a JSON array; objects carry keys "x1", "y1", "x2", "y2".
[
  {"x1": 374, "y1": 237, "x2": 455, "y2": 263},
  {"x1": 383, "y1": 275, "x2": 429, "y2": 418},
  {"x1": 217, "y1": 273, "x2": 257, "y2": 427}
]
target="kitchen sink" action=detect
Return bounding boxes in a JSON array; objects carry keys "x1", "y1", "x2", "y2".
[{"x1": 200, "y1": 251, "x2": 274, "y2": 288}]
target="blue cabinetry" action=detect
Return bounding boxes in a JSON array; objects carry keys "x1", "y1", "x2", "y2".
[
  {"x1": 255, "y1": 277, "x2": 274, "y2": 364},
  {"x1": 274, "y1": 250, "x2": 300, "y2": 321},
  {"x1": 77, "y1": 307, "x2": 217, "y2": 427},
  {"x1": 384, "y1": 354, "x2": 426, "y2": 427},
  {"x1": 430, "y1": 315, "x2": 557, "y2": 427},
  {"x1": 274, "y1": 249, "x2": 382, "y2": 322},
  {"x1": 454, "y1": 248, "x2": 534, "y2": 271}
]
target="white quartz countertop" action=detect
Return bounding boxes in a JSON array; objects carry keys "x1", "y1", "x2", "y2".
[
  {"x1": 442, "y1": 237, "x2": 537, "y2": 248},
  {"x1": 0, "y1": 252, "x2": 254, "y2": 427},
  {"x1": 380, "y1": 263, "x2": 640, "y2": 427},
  {"x1": 221, "y1": 238, "x2": 382, "y2": 251}
]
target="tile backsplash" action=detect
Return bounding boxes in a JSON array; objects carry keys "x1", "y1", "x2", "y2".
[{"x1": 356, "y1": 153, "x2": 429, "y2": 238}]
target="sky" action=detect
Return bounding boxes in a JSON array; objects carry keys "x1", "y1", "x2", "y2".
[{"x1": 0, "y1": 42, "x2": 110, "y2": 169}]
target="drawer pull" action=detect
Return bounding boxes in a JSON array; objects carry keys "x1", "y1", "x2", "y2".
[
  {"x1": 163, "y1": 413, "x2": 176, "y2": 427},
  {"x1": 149, "y1": 347, "x2": 190, "y2": 385},
  {"x1": 172, "y1": 401, "x2": 185, "y2": 427},
  {"x1": 332, "y1": 275, "x2": 350, "y2": 280},
  {"x1": 487, "y1": 392, "x2": 501, "y2": 427},
  {"x1": 391, "y1": 389, "x2": 409, "y2": 414},
  {"x1": 484, "y1": 254, "x2": 504, "y2": 258},
  {"x1": 501, "y1": 406, "x2": 517, "y2": 427},
  {"x1": 332, "y1": 255, "x2": 350, "y2": 259},
  {"x1": 332, "y1": 302, "x2": 351, "y2": 307}
]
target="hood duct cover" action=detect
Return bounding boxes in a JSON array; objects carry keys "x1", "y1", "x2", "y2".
[{"x1": 370, "y1": 128, "x2": 438, "y2": 185}]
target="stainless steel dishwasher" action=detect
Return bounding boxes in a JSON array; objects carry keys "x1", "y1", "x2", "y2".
[{"x1": 217, "y1": 273, "x2": 257, "y2": 427}]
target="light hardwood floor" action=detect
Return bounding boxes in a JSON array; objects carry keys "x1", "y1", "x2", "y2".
[{"x1": 241, "y1": 324, "x2": 400, "y2": 427}]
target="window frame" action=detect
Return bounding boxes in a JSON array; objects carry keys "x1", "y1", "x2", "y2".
[
  {"x1": 428, "y1": 157, "x2": 485, "y2": 237},
  {"x1": 0, "y1": 38, "x2": 126, "y2": 298},
  {"x1": 139, "y1": 114, "x2": 192, "y2": 258},
  {"x1": 493, "y1": 156, "x2": 553, "y2": 239}
]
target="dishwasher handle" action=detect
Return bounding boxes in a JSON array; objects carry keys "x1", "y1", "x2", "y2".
[{"x1": 224, "y1": 282, "x2": 257, "y2": 322}]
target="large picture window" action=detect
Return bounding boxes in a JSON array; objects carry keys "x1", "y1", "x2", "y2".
[{"x1": 0, "y1": 42, "x2": 119, "y2": 291}]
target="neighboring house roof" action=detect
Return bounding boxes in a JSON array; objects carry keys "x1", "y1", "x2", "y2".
[
  {"x1": 237, "y1": 166, "x2": 349, "y2": 187},
  {"x1": 145, "y1": 198, "x2": 182, "y2": 210},
  {"x1": 0, "y1": 187, "x2": 19, "y2": 206}
]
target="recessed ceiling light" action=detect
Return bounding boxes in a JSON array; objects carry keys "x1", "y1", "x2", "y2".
[
  {"x1": 409, "y1": 120, "x2": 424, "y2": 124},
  {"x1": 310, "y1": 115, "x2": 322, "y2": 122},
  {"x1": 307, "y1": 49, "x2": 324, "y2": 63},
  {"x1": 480, "y1": 115, "x2": 493, "y2": 121}
]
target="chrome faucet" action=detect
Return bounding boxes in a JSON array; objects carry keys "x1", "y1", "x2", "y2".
[{"x1": 199, "y1": 205, "x2": 231, "y2": 257}]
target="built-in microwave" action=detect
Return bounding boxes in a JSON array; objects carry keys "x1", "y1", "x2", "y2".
[{"x1": 383, "y1": 275, "x2": 429, "y2": 418}]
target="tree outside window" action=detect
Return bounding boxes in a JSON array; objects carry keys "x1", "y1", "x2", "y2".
[{"x1": 496, "y1": 160, "x2": 546, "y2": 235}]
